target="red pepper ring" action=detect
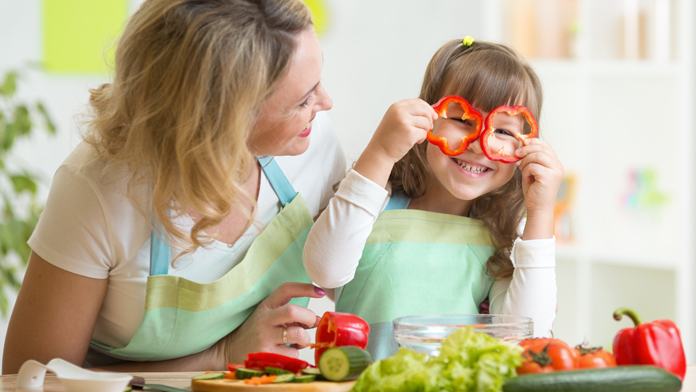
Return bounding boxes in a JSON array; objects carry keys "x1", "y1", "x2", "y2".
[
  {"x1": 426, "y1": 95, "x2": 483, "y2": 156},
  {"x1": 479, "y1": 105, "x2": 538, "y2": 163}
]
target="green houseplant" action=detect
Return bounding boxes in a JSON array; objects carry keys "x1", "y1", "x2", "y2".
[{"x1": 0, "y1": 70, "x2": 56, "y2": 315}]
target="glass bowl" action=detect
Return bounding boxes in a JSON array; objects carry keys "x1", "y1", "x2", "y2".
[{"x1": 393, "y1": 314, "x2": 533, "y2": 357}]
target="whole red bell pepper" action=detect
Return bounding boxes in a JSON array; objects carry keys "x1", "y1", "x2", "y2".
[
  {"x1": 244, "y1": 352, "x2": 308, "y2": 374},
  {"x1": 312, "y1": 311, "x2": 370, "y2": 364},
  {"x1": 426, "y1": 95, "x2": 483, "y2": 156},
  {"x1": 479, "y1": 105, "x2": 538, "y2": 163},
  {"x1": 613, "y1": 308, "x2": 686, "y2": 380}
]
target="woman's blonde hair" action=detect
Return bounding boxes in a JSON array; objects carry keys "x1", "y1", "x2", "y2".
[
  {"x1": 390, "y1": 40, "x2": 543, "y2": 279},
  {"x1": 85, "y1": 0, "x2": 312, "y2": 254}
]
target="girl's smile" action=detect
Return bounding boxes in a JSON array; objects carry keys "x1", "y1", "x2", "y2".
[{"x1": 452, "y1": 157, "x2": 492, "y2": 177}]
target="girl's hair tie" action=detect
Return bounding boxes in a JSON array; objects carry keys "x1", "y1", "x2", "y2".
[{"x1": 462, "y1": 35, "x2": 475, "y2": 46}]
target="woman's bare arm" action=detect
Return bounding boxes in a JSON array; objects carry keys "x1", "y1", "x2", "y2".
[{"x1": 3, "y1": 252, "x2": 107, "y2": 374}]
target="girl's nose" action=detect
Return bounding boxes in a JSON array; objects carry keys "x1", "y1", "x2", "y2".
[{"x1": 467, "y1": 137, "x2": 483, "y2": 154}]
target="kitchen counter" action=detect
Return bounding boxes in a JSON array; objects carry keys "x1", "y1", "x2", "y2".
[{"x1": 1, "y1": 366, "x2": 695, "y2": 391}]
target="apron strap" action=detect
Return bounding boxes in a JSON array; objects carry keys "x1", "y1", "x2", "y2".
[
  {"x1": 148, "y1": 156, "x2": 298, "y2": 276},
  {"x1": 384, "y1": 192, "x2": 411, "y2": 211},
  {"x1": 258, "y1": 156, "x2": 297, "y2": 207},
  {"x1": 149, "y1": 224, "x2": 170, "y2": 276}
]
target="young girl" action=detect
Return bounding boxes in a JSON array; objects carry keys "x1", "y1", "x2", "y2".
[{"x1": 303, "y1": 38, "x2": 562, "y2": 360}]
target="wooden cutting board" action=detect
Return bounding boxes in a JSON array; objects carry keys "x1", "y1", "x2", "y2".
[{"x1": 191, "y1": 379, "x2": 356, "y2": 391}]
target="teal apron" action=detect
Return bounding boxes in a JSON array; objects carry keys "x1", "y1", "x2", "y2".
[
  {"x1": 336, "y1": 193, "x2": 495, "y2": 360},
  {"x1": 86, "y1": 157, "x2": 314, "y2": 365}
]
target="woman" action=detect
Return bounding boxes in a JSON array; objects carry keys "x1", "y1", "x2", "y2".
[{"x1": 2, "y1": 0, "x2": 345, "y2": 373}]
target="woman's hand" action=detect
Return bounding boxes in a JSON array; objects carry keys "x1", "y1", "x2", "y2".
[
  {"x1": 215, "y1": 282, "x2": 326, "y2": 364},
  {"x1": 354, "y1": 99, "x2": 438, "y2": 188},
  {"x1": 516, "y1": 139, "x2": 564, "y2": 240}
]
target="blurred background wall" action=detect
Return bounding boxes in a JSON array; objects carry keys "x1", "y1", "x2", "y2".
[{"x1": 0, "y1": 0, "x2": 694, "y2": 367}]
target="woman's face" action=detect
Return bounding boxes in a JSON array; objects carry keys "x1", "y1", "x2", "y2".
[{"x1": 249, "y1": 27, "x2": 332, "y2": 156}]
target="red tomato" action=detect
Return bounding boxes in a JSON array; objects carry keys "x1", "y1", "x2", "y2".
[
  {"x1": 575, "y1": 345, "x2": 617, "y2": 368},
  {"x1": 517, "y1": 338, "x2": 579, "y2": 374}
]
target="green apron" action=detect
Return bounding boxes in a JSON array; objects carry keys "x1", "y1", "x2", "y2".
[
  {"x1": 87, "y1": 157, "x2": 314, "y2": 364},
  {"x1": 336, "y1": 193, "x2": 495, "y2": 360}
]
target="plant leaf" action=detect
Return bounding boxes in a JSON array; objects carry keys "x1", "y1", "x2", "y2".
[
  {"x1": 10, "y1": 174, "x2": 38, "y2": 195},
  {"x1": 0, "y1": 71, "x2": 18, "y2": 98},
  {"x1": 36, "y1": 102, "x2": 57, "y2": 135},
  {"x1": 2, "y1": 122, "x2": 16, "y2": 151},
  {"x1": 14, "y1": 105, "x2": 31, "y2": 136}
]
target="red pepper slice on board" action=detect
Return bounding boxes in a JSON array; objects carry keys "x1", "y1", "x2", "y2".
[
  {"x1": 313, "y1": 311, "x2": 370, "y2": 364},
  {"x1": 426, "y1": 95, "x2": 483, "y2": 156},
  {"x1": 225, "y1": 363, "x2": 244, "y2": 372},
  {"x1": 613, "y1": 307, "x2": 686, "y2": 380},
  {"x1": 244, "y1": 352, "x2": 309, "y2": 374},
  {"x1": 479, "y1": 105, "x2": 538, "y2": 163}
]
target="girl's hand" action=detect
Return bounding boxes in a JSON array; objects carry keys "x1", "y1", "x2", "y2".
[
  {"x1": 354, "y1": 99, "x2": 438, "y2": 187},
  {"x1": 214, "y1": 283, "x2": 326, "y2": 364},
  {"x1": 516, "y1": 139, "x2": 564, "y2": 240}
]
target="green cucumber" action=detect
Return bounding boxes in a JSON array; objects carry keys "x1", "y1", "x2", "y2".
[
  {"x1": 264, "y1": 367, "x2": 293, "y2": 375},
  {"x1": 503, "y1": 365, "x2": 682, "y2": 392},
  {"x1": 234, "y1": 367, "x2": 265, "y2": 379},
  {"x1": 272, "y1": 374, "x2": 296, "y2": 383},
  {"x1": 318, "y1": 346, "x2": 372, "y2": 382},
  {"x1": 191, "y1": 372, "x2": 225, "y2": 380},
  {"x1": 293, "y1": 375, "x2": 317, "y2": 383}
]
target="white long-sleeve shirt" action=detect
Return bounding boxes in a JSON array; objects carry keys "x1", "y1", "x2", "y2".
[{"x1": 304, "y1": 169, "x2": 557, "y2": 337}]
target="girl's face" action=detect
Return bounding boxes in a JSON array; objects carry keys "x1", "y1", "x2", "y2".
[
  {"x1": 249, "y1": 27, "x2": 332, "y2": 156},
  {"x1": 425, "y1": 104, "x2": 522, "y2": 210}
]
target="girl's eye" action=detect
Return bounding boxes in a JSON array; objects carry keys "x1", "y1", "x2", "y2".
[
  {"x1": 494, "y1": 128, "x2": 515, "y2": 137},
  {"x1": 452, "y1": 118, "x2": 472, "y2": 126}
]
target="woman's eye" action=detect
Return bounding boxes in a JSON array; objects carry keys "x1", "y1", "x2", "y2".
[{"x1": 300, "y1": 96, "x2": 312, "y2": 108}]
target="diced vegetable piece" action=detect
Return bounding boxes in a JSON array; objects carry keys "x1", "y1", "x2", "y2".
[
  {"x1": 244, "y1": 375, "x2": 277, "y2": 385},
  {"x1": 319, "y1": 346, "x2": 372, "y2": 382},
  {"x1": 192, "y1": 372, "x2": 225, "y2": 380},
  {"x1": 235, "y1": 367, "x2": 265, "y2": 379}
]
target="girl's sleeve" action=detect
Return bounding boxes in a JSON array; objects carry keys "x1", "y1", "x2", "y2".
[
  {"x1": 488, "y1": 236, "x2": 557, "y2": 338},
  {"x1": 303, "y1": 169, "x2": 389, "y2": 288}
]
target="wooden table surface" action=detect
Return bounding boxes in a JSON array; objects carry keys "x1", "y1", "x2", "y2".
[{"x1": 2, "y1": 366, "x2": 696, "y2": 391}]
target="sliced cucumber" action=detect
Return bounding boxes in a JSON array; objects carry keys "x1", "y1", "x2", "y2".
[
  {"x1": 235, "y1": 367, "x2": 265, "y2": 379},
  {"x1": 318, "y1": 346, "x2": 372, "y2": 382},
  {"x1": 264, "y1": 367, "x2": 293, "y2": 375},
  {"x1": 272, "y1": 374, "x2": 296, "y2": 383},
  {"x1": 293, "y1": 375, "x2": 317, "y2": 383},
  {"x1": 191, "y1": 372, "x2": 225, "y2": 380},
  {"x1": 302, "y1": 367, "x2": 325, "y2": 380},
  {"x1": 302, "y1": 367, "x2": 322, "y2": 376}
]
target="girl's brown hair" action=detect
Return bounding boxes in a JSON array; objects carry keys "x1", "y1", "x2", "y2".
[
  {"x1": 84, "y1": 0, "x2": 312, "y2": 254},
  {"x1": 390, "y1": 39, "x2": 543, "y2": 279}
]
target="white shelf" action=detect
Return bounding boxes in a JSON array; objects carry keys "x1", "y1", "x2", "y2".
[
  {"x1": 556, "y1": 245, "x2": 679, "y2": 270},
  {"x1": 484, "y1": 0, "x2": 695, "y2": 361}
]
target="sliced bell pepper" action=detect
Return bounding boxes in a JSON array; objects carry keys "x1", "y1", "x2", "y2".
[
  {"x1": 313, "y1": 311, "x2": 370, "y2": 364},
  {"x1": 613, "y1": 307, "x2": 686, "y2": 380},
  {"x1": 244, "y1": 352, "x2": 309, "y2": 374},
  {"x1": 479, "y1": 105, "x2": 538, "y2": 163},
  {"x1": 426, "y1": 95, "x2": 483, "y2": 156}
]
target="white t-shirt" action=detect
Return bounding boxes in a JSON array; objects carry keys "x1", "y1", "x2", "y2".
[
  {"x1": 303, "y1": 169, "x2": 557, "y2": 337},
  {"x1": 28, "y1": 112, "x2": 346, "y2": 349}
]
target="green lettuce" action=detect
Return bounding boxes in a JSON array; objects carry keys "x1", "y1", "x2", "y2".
[{"x1": 351, "y1": 327, "x2": 523, "y2": 392}]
